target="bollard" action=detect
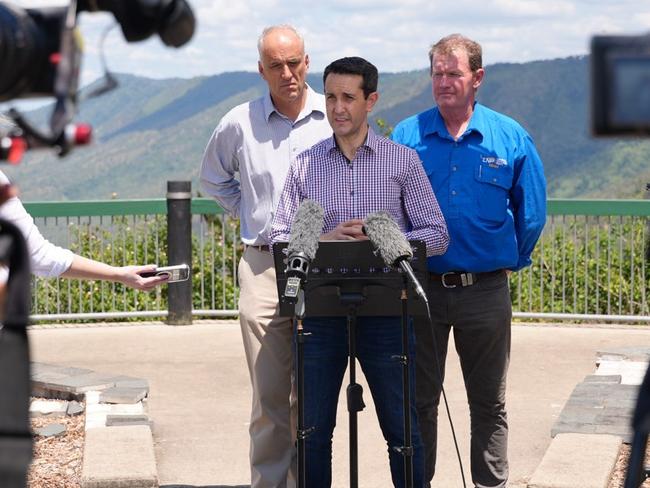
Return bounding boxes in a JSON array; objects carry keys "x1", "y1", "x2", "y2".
[{"x1": 166, "y1": 181, "x2": 193, "y2": 325}]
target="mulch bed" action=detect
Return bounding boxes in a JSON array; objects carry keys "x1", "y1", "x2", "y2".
[
  {"x1": 28, "y1": 399, "x2": 84, "y2": 488},
  {"x1": 609, "y1": 441, "x2": 650, "y2": 488}
]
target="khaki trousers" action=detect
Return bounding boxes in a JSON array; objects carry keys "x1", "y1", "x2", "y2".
[{"x1": 238, "y1": 246, "x2": 296, "y2": 488}]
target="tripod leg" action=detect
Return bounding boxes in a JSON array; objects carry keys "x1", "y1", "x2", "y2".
[
  {"x1": 390, "y1": 286, "x2": 414, "y2": 488},
  {"x1": 296, "y1": 317, "x2": 306, "y2": 488},
  {"x1": 295, "y1": 290, "x2": 313, "y2": 488},
  {"x1": 624, "y1": 431, "x2": 648, "y2": 488},
  {"x1": 347, "y1": 313, "x2": 365, "y2": 488}
]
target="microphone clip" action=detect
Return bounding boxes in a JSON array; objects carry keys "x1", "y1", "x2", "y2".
[{"x1": 284, "y1": 251, "x2": 310, "y2": 303}]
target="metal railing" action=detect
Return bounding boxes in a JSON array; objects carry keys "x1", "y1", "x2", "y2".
[
  {"x1": 512, "y1": 200, "x2": 649, "y2": 322},
  {"x1": 24, "y1": 197, "x2": 650, "y2": 323},
  {"x1": 26, "y1": 198, "x2": 240, "y2": 322}
]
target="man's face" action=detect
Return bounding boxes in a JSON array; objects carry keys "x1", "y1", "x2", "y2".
[
  {"x1": 431, "y1": 49, "x2": 483, "y2": 112},
  {"x1": 258, "y1": 30, "x2": 309, "y2": 108},
  {"x1": 324, "y1": 73, "x2": 377, "y2": 140}
]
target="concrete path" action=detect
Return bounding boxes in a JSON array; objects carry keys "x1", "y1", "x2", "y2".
[{"x1": 28, "y1": 321, "x2": 650, "y2": 488}]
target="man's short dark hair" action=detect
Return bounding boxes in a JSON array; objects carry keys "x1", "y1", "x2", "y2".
[{"x1": 323, "y1": 57, "x2": 378, "y2": 98}]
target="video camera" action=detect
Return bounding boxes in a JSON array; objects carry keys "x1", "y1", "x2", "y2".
[
  {"x1": 591, "y1": 33, "x2": 650, "y2": 136},
  {"x1": 0, "y1": 0, "x2": 195, "y2": 162},
  {"x1": 592, "y1": 33, "x2": 650, "y2": 488}
]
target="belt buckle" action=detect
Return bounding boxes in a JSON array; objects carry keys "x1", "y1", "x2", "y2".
[
  {"x1": 441, "y1": 272, "x2": 456, "y2": 289},
  {"x1": 460, "y1": 273, "x2": 474, "y2": 287}
]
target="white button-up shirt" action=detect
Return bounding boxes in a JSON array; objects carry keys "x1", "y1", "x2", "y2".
[{"x1": 199, "y1": 85, "x2": 332, "y2": 245}]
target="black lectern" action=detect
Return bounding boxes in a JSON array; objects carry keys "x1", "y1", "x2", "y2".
[
  {"x1": 0, "y1": 219, "x2": 33, "y2": 488},
  {"x1": 274, "y1": 240, "x2": 427, "y2": 488}
]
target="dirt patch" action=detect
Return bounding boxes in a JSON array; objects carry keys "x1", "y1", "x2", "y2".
[{"x1": 28, "y1": 399, "x2": 84, "y2": 488}]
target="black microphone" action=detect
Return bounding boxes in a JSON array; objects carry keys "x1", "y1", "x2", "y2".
[
  {"x1": 363, "y1": 211, "x2": 428, "y2": 303},
  {"x1": 284, "y1": 199, "x2": 324, "y2": 304}
]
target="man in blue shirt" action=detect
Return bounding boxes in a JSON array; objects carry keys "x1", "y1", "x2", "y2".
[{"x1": 391, "y1": 34, "x2": 546, "y2": 488}]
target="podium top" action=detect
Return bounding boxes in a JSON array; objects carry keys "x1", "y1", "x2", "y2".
[{"x1": 273, "y1": 240, "x2": 428, "y2": 317}]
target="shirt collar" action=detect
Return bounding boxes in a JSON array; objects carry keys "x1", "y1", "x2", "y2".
[
  {"x1": 263, "y1": 84, "x2": 325, "y2": 123},
  {"x1": 325, "y1": 126, "x2": 378, "y2": 157},
  {"x1": 424, "y1": 102, "x2": 485, "y2": 140}
]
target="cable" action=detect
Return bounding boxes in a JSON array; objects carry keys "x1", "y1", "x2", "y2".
[
  {"x1": 81, "y1": 21, "x2": 119, "y2": 100},
  {"x1": 421, "y1": 299, "x2": 467, "y2": 488}
]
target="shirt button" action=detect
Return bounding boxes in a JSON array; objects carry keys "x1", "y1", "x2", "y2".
[
  {"x1": 452, "y1": 166, "x2": 457, "y2": 171},
  {"x1": 451, "y1": 190, "x2": 457, "y2": 196},
  {"x1": 493, "y1": 178, "x2": 497, "y2": 183}
]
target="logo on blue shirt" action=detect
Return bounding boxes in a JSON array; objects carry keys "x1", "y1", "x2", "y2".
[{"x1": 481, "y1": 156, "x2": 508, "y2": 168}]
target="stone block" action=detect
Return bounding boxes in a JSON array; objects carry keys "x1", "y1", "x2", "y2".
[
  {"x1": 67, "y1": 401, "x2": 85, "y2": 416},
  {"x1": 106, "y1": 415, "x2": 152, "y2": 427},
  {"x1": 112, "y1": 376, "x2": 150, "y2": 391},
  {"x1": 35, "y1": 423, "x2": 66, "y2": 438},
  {"x1": 100, "y1": 387, "x2": 148, "y2": 405},
  {"x1": 528, "y1": 433, "x2": 621, "y2": 488},
  {"x1": 81, "y1": 426, "x2": 157, "y2": 488},
  {"x1": 583, "y1": 374, "x2": 621, "y2": 384},
  {"x1": 30, "y1": 400, "x2": 68, "y2": 418}
]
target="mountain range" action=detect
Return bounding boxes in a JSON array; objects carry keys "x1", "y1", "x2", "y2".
[{"x1": 3, "y1": 55, "x2": 650, "y2": 202}]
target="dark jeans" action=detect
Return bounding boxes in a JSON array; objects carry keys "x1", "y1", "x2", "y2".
[
  {"x1": 414, "y1": 271, "x2": 511, "y2": 488},
  {"x1": 299, "y1": 315, "x2": 424, "y2": 487}
]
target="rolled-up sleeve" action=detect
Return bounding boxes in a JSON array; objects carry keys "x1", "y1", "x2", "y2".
[
  {"x1": 199, "y1": 119, "x2": 242, "y2": 217},
  {"x1": 403, "y1": 153, "x2": 449, "y2": 257},
  {"x1": 0, "y1": 193, "x2": 73, "y2": 278},
  {"x1": 270, "y1": 163, "x2": 302, "y2": 245}
]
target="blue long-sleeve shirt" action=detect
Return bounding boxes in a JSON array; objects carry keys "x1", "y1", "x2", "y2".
[{"x1": 391, "y1": 103, "x2": 546, "y2": 273}]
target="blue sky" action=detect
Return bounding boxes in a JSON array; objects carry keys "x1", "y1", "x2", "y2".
[{"x1": 12, "y1": 0, "x2": 650, "y2": 86}]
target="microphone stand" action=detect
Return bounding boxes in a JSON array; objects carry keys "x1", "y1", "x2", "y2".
[
  {"x1": 294, "y1": 288, "x2": 313, "y2": 488},
  {"x1": 341, "y1": 291, "x2": 366, "y2": 488},
  {"x1": 393, "y1": 272, "x2": 414, "y2": 488}
]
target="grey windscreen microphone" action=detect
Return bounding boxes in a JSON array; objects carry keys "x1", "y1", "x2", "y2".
[
  {"x1": 284, "y1": 199, "x2": 324, "y2": 303},
  {"x1": 363, "y1": 211, "x2": 427, "y2": 303}
]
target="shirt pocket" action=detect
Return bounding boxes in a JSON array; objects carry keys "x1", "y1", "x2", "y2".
[{"x1": 474, "y1": 161, "x2": 512, "y2": 222}]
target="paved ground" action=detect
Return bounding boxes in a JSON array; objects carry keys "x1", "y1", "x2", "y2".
[{"x1": 28, "y1": 321, "x2": 650, "y2": 488}]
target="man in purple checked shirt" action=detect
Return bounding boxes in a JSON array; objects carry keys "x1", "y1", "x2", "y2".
[{"x1": 270, "y1": 57, "x2": 448, "y2": 488}]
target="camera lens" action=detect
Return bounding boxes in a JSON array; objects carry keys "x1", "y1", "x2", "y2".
[
  {"x1": 0, "y1": 5, "x2": 65, "y2": 102},
  {"x1": 157, "y1": 0, "x2": 195, "y2": 48}
]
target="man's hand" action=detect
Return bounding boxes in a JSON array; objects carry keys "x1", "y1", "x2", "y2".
[{"x1": 321, "y1": 219, "x2": 368, "y2": 241}]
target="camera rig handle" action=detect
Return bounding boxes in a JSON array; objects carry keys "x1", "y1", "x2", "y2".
[
  {"x1": 0, "y1": 109, "x2": 92, "y2": 164},
  {"x1": 0, "y1": 0, "x2": 195, "y2": 164}
]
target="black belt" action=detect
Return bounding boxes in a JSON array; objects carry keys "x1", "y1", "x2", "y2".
[
  {"x1": 246, "y1": 244, "x2": 270, "y2": 252},
  {"x1": 429, "y1": 269, "x2": 504, "y2": 288}
]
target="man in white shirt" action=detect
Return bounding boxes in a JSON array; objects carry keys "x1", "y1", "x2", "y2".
[{"x1": 200, "y1": 25, "x2": 331, "y2": 488}]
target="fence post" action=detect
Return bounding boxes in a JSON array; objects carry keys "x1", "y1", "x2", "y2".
[
  {"x1": 646, "y1": 183, "x2": 650, "y2": 262},
  {"x1": 166, "y1": 181, "x2": 193, "y2": 325}
]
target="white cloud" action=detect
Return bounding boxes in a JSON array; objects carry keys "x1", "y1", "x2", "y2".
[{"x1": 5, "y1": 0, "x2": 650, "y2": 85}]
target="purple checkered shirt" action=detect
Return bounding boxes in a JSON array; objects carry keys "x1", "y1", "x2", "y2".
[{"x1": 270, "y1": 128, "x2": 448, "y2": 256}]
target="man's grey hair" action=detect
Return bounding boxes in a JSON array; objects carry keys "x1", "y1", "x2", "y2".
[{"x1": 257, "y1": 25, "x2": 304, "y2": 58}]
